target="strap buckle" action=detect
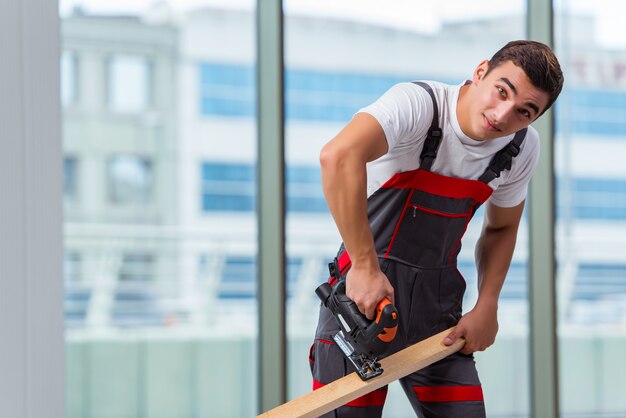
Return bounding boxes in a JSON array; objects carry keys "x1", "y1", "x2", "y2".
[
  {"x1": 508, "y1": 141, "x2": 521, "y2": 157},
  {"x1": 420, "y1": 128, "x2": 442, "y2": 161},
  {"x1": 328, "y1": 257, "x2": 340, "y2": 279},
  {"x1": 429, "y1": 127, "x2": 442, "y2": 138}
]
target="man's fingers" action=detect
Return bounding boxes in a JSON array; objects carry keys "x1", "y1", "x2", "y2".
[
  {"x1": 443, "y1": 327, "x2": 464, "y2": 346},
  {"x1": 356, "y1": 293, "x2": 392, "y2": 320},
  {"x1": 443, "y1": 332, "x2": 457, "y2": 346},
  {"x1": 355, "y1": 299, "x2": 376, "y2": 320},
  {"x1": 366, "y1": 298, "x2": 380, "y2": 320},
  {"x1": 386, "y1": 288, "x2": 395, "y2": 306}
]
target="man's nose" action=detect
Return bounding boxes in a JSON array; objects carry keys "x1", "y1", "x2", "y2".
[{"x1": 494, "y1": 102, "x2": 515, "y2": 124}]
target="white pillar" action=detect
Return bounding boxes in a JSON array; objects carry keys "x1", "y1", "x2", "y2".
[
  {"x1": 0, "y1": 0, "x2": 64, "y2": 417},
  {"x1": 527, "y1": 1, "x2": 560, "y2": 417}
]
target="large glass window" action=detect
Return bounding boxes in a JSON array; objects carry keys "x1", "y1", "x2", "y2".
[
  {"x1": 64, "y1": 155, "x2": 78, "y2": 202},
  {"x1": 107, "y1": 54, "x2": 151, "y2": 113},
  {"x1": 61, "y1": 2, "x2": 257, "y2": 417},
  {"x1": 284, "y1": 2, "x2": 530, "y2": 417},
  {"x1": 555, "y1": 1, "x2": 626, "y2": 416},
  {"x1": 61, "y1": 51, "x2": 78, "y2": 106},
  {"x1": 64, "y1": 251, "x2": 88, "y2": 329},
  {"x1": 200, "y1": 162, "x2": 255, "y2": 212},
  {"x1": 59, "y1": 2, "x2": 626, "y2": 416},
  {"x1": 108, "y1": 154, "x2": 153, "y2": 204}
]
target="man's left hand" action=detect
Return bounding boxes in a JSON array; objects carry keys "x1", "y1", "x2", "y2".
[{"x1": 443, "y1": 302, "x2": 498, "y2": 355}]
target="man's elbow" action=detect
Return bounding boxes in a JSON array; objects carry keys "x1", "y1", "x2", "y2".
[
  {"x1": 485, "y1": 219, "x2": 517, "y2": 232},
  {"x1": 320, "y1": 141, "x2": 350, "y2": 173},
  {"x1": 481, "y1": 222, "x2": 520, "y2": 241},
  {"x1": 319, "y1": 142, "x2": 334, "y2": 170}
]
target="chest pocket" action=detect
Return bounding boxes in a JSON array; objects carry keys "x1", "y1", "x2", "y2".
[{"x1": 386, "y1": 188, "x2": 478, "y2": 268}]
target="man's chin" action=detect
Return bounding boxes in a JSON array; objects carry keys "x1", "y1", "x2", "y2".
[{"x1": 469, "y1": 127, "x2": 490, "y2": 141}]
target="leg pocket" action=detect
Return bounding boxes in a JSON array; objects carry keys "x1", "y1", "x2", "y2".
[{"x1": 310, "y1": 338, "x2": 347, "y2": 385}]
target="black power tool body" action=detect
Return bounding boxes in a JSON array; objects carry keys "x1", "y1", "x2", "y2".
[{"x1": 315, "y1": 258, "x2": 399, "y2": 380}]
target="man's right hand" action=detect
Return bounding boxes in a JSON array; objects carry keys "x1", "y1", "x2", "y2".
[{"x1": 345, "y1": 264, "x2": 394, "y2": 320}]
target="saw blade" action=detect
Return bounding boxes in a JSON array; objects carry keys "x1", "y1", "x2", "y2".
[
  {"x1": 333, "y1": 331, "x2": 383, "y2": 381},
  {"x1": 333, "y1": 331, "x2": 355, "y2": 357}
]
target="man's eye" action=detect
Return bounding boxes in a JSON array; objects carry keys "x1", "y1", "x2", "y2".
[
  {"x1": 497, "y1": 86, "x2": 506, "y2": 97},
  {"x1": 520, "y1": 109, "x2": 531, "y2": 118}
]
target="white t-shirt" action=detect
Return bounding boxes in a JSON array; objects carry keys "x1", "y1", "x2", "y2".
[{"x1": 359, "y1": 81, "x2": 540, "y2": 208}]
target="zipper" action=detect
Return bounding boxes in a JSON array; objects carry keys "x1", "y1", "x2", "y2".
[{"x1": 410, "y1": 203, "x2": 470, "y2": 219}]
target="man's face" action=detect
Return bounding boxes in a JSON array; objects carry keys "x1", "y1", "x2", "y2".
[{"x1": 462, "y1": 60, "x2": 550, "y2": 141}]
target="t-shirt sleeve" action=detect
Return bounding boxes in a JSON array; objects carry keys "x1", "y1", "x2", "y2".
[
  {"x1": 356, "y1": 82, "x2": 433, "y2": 152},
  {"x1": 488, "y1": 128, "x2": 541, "y2": 207}
]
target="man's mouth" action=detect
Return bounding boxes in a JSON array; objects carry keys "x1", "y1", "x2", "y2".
[{"x1": 483, "y1": 115, "x2": 500, "y2": 131}]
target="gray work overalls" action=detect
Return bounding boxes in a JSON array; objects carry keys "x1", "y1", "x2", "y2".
[{"x1": 309, "y1": 82, "x2": 527, "y2": 418}]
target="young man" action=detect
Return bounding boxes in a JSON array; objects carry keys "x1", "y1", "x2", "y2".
[{"x1": 309, "y1": 40, "x2": 564, "y2": 417}]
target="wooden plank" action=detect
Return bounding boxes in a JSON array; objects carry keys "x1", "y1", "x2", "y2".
[{"x1": 257, "y1": 327, "x2": 464, "y2": 418}]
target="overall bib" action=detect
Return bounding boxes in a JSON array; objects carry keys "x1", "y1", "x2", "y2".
[{"x1": 309, "y1": 82, "x2": 527, "y2": 418}]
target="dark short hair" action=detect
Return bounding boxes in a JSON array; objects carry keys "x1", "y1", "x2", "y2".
[{"x1": 485, "y1": 40, "x2": 564, "y2": 115}]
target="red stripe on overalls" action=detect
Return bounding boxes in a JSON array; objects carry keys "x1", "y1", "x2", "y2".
[
  {"x1": 313, "y1": 379, "x2": 388, "y2": 407},
  {"x1": 413, "y1": 385, "x2": 484, "y2": 402},
  {"x1": 381, "y1": 168, "x2": 493, "y2": 203}
]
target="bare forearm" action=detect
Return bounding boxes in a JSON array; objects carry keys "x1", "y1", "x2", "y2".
[
  {"x1": 319, "y1": 113, "x2": 387, "y2": 269},
  {"x1": 474, "y1": 223, "x2": 519, "y2": 307},
  {"x1": 320, "y1": 151, "x2": 378, "y2": 269}
]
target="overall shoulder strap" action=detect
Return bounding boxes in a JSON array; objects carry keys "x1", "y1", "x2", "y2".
[
  {"x1": 478, "y1": 128, "x2": 528, "y2": 184},
  {"x1": 411, "y1": 81, "x2": 442, "y2": 171}
]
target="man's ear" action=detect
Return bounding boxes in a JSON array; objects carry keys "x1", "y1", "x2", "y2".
[{"x1": 472, "y1": 60, "x2": 490, "y2": 84}]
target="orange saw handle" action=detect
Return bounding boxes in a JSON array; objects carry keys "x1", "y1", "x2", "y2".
[{"x1": 374, "y1": 297, "x2": 398, "y2": 343}]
